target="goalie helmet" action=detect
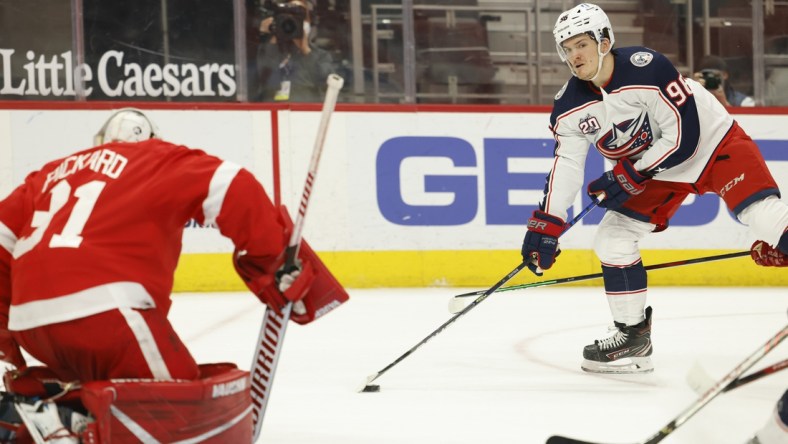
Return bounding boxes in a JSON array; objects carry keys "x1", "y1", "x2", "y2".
[
  {"x1": 553, "y1": 3, "x2": 615, "y2": 62},
  {"x1": 94, "y1": 108, "x2": 160, "y2": 146}
]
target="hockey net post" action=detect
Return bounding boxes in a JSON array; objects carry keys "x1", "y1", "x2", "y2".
[{"x1": 250, "y1": 74, "x2": 344, "y2": 442}]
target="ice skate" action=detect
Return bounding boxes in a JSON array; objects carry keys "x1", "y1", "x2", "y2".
[
  {"x1": 581, "y1": 306, "x2": 653, "y2": 374},
  {"x1": 15, "y1": 400, "x2": 85, "y2": 444}
]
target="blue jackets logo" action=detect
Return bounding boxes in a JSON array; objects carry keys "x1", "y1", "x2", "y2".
[{"x1": 595, "y1": 112, "x2": 654, "y2": 160}]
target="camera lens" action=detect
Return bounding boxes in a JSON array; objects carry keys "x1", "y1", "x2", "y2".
[
  {"x1": 279, "y1": 17, "x2": 298, "y2": 37},
  {"x1": 701, "y1": 69, "x2": 721, "y2": 90}
]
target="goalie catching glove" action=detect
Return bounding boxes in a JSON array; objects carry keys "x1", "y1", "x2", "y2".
[
  {"x1": 233, "y1": 206, "x2": 349, "y2": 325},
  {"x1": 751, "y1": 240, "x2": 788, "y2": 267}
]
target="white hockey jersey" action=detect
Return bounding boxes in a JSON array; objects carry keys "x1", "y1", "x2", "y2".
[{"x1": 543, "y1": 46, "x2": 734, "y2": 221}]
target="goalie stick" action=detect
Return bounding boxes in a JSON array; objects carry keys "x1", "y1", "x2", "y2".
[
  {"x1": 447, "y1": 251, "x2": 750, "y2": 314},
  {"x1": 546, "y1": 322, "x2": 788, "y2": 444},
  {"x1": 358, "y1": 199, "x2": 599, "y2": 392},
  {"x1": 250, "y1": 74, "x2": 344, "y2": 442}
]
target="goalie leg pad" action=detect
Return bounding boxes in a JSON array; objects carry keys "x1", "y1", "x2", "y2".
[
  {"x1": 80, "y1": 363, "x2": 252, "y2": 444},
  {"x1": 4, "y1": 365, "x2": 252, "y2": 443}
]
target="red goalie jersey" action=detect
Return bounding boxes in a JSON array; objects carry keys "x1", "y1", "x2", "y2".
[
  {"x1": 0, "y1": 134, "x2": 347, "y2": 382},
  {"x1": 1, "y1": 139, "x2": 287, "y2": 325}
]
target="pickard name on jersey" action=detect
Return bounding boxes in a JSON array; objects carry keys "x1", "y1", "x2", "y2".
[
  {"x1": 542, "y1": 46, "x2": 734, "y2": 221},
  {"x1": 41, "y1": 148, "x2": 128, "y2": 193}
]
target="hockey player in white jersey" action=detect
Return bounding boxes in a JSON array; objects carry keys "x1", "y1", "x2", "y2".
[{"x1": 521, "y1": 3, "x2": 788, "y2": 374}]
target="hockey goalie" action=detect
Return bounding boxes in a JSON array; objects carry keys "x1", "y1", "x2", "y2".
[{"x1": 0, "y1": 108, "x2": 348, "y2": 442}]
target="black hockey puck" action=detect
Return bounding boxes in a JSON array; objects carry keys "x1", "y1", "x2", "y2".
[{"x1": 361, "y1": 384, "x2": 380, "y2": 393}]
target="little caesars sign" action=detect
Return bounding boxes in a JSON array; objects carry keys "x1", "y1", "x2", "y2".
[{"x1": 0, "y1": 49, "x2": 237, "y2": 98}]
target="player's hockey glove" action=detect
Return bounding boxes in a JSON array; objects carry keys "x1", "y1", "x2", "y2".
[
  {"x1": 587, "y1": 158, "x2": 649, "y2": 209},
  {"x1": 522, "y1": 210, "x2": 564, "y2": 276},
  {"x1": 750, "y1": 240, "x2": 788, "y2": 267}
]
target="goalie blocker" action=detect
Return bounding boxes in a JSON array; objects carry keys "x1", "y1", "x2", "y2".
[{"x1": 234, "y1": 206, "x2": 349, "y2": 325}]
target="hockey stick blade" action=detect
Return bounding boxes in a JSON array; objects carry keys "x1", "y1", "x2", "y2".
[
  {"x1": 547, "y1": 437, "x2": 615, "y2": 444},
  {"x1": 356, "y1": 373, "x2": 379, "y2": 392},
  {"x1": 358, "y1": 201, "x2": 599, "y2": 392},
  {"x1": 448, "y1": 251, "x2": 750, "y2": 314},
  {"x1": 687, "y1": 358, "x2": 788, "y2": 395},
  {"x1": 548, "y1": 323, "x2": 788, "y2": 444},
  {"x1": 356, "y1": 262, "x2": 528, "y2": 393}
]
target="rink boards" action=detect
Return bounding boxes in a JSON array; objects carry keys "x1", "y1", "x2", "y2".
[{"x1": 0, "y1": 104, "x2": 786, "y2": 288}]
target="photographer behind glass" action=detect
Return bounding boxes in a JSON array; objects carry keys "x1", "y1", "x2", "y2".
[
  {"x1": 254, "y1": 0, "x2": 335, "y2": 102},
  {"x1": 692, "y1": 55, "x2": 755, "y2": 107}
]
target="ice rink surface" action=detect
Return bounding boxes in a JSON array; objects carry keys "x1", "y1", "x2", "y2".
[{"x1": 167, "y1": 286, "x2": 787, "y2": 444}]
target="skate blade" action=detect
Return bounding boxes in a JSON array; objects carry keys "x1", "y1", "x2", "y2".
[{"x1": 581, "y1": 357, "x2": 654, "y2": 374}]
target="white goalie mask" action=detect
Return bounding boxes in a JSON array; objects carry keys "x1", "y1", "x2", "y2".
[
  {"x1": 553, "y1": 3, "x2": 615, "y2": 62},
  {"x1": 94, "y1": 108, "x2": 160, "y2": 146}
]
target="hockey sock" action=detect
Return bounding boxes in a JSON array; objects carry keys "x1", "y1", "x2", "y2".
[
  {"x1": 602, "y1": 261, "x2": 647, "y2": 326},
  {"x1": 754, "y1": 389, "x2": 788, "y2": 444},
  {"x1": 778, "y1": 229, "x2": 788, "y2": 255}
]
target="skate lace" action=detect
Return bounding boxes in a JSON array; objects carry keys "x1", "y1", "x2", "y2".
[
  {"x1": 43, "y1": 427, "x2": 76, "y2": 441},
  {"x1": 596, "y1": 330, "x2": 628, "y2": 350}
]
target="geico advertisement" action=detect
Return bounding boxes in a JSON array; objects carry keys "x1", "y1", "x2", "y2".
[
  {"x1": 297, "y1": 111, "x2": 788, "y2": 252},
  {"x1": 2, "y1": 109, "x2": 787, "y2": 254}
]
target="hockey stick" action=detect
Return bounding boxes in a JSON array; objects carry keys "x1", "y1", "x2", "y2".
[
  {"x1": 448, "y1": 251, "x2": 750, "y2": 314},
  {"x1": 358, "y1": 200, "x2": 599, "y2": 392},
  {"x1": 546, "y1": 322, "x2": 788, "y2": 444},
  {"x1": 687, "y1": 357, "x2": 788, "y2": 395},
  {"x1": 250, "y1": 74, "x2": 344, "y2": 442}
]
